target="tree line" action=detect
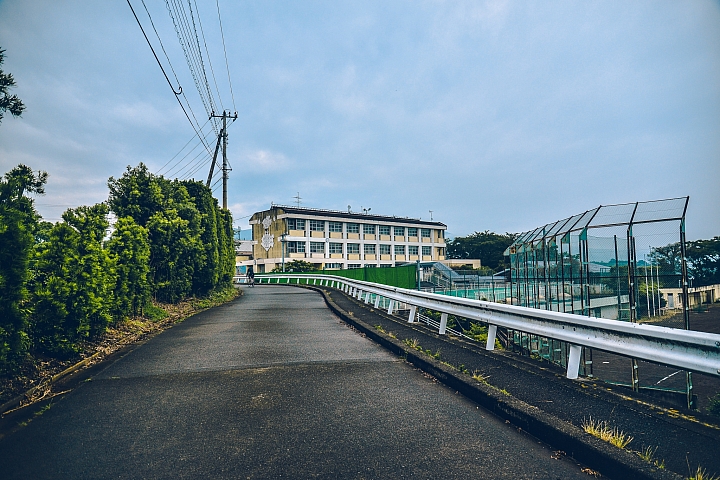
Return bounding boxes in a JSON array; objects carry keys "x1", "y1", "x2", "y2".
[
  {"x1": 0, "y1": 163, "x2": 235, "y2": 371},
  {"x1": 446, "y1": 231, "x2": 518, "y2": 272}
]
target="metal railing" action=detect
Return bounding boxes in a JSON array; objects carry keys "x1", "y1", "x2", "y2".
[{"x1": 255, "y1": 274, "x2": 720, "y2": 381}]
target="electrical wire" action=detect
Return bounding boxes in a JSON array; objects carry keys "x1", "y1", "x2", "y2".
[
  {"x1": 126, "y1": 0, "x2": 212, "y2": 155},
  {"x1": 216, "y1": 0, "x2": 236, "y2": 112},
  {"x1": 192, "y1": 0, "x2": 225, "y2": 110},
  {"x1": 140, "y1": 0, "x2": 212, "y2": 151},
  {"x1": 156, "y1": 117, "x2": 211, "y2": 174}
]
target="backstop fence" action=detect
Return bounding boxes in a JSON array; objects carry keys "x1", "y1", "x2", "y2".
[{"x1": 503, "y1": 197, "x2": 693, "y2": 406}]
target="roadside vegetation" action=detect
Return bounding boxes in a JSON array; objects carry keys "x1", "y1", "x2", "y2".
[{"x1": 0, "y1": 163, "x2": 237, "y2": 403}]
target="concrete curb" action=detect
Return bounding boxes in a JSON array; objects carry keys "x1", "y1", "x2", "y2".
[{"x1": 307, "y1": 285, "x2": 681, "y2": 480}]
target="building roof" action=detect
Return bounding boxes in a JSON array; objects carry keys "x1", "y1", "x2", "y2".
[{"x1": 252, "y1": 205, "x2": 447, "y2": 228}]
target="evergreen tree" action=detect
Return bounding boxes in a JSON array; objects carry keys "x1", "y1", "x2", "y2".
[
  {"x1": 107, "y1": 216, "x2": 150, "y2": 319},
  {"x1": 0, "y1": 48, "x2": 25, "y2": 124},
  {"x1": 31, "y1": 204, "x2": 114, "y2": 355},
  {"x1": 0, "y1": 165, "x2": 46, "y2": 367}
]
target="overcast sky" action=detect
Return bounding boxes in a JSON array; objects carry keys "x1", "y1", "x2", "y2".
[{"x1": 0, "y1": 0, "x2": 718, "y2": 240}]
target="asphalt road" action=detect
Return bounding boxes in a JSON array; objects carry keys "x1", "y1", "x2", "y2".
[{"x1": 0, "y1": 286, "x2": 591, "y2": 479}]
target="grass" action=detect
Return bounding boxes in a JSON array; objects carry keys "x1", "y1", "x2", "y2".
[
  {"x1": 144, "y1": 303, "x2": 168, "y2": 321},
  {"x1": 34, "y1": 403, "x2": 52, "y2": 417},
  {"x1": 688, "y1": 466, "x2": 720, "y2": 480},
  {"x1": 472, "y1": 370, "x2": 489, "y2": 383},
  {"x1": 582, "y1": 417, "x2": 633, "y2": 449},
  {"x1": 707, "y1": 393, "x2": 720, "y2": 418},
  {"x1": 636, "y1": 446, "x2": 665, "y2": 469}
]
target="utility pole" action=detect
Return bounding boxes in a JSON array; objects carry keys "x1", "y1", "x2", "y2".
[{"x1": 208, "y1": 110, "x2": 238, "y2": 210}]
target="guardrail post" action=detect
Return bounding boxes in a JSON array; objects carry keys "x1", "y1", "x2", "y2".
[
  {"x1": 566, "y1": 345, "x2": 582, "y2": 380},
  {"x1": 364, "y1": 292, "x2": 371, "y2": 304},
  {"x1": 439, "y1": 313, "x2": 448, "y2": 335},
  {"x1": 408, "y1": 305, "x2": 417, "y2": 323},
  {"x1": 374, "y1": 295, "x2": 381, "y2": 309},
  {"x1": 486, "y1": 325, "x2": 497, "y2": 351},
  {"x1": 387, "y1": 300, "x2": 395, "y2": 315}
]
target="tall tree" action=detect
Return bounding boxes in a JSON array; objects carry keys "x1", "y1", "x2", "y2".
[
  {"x1": 0, "y1": 48, "x2": 25, "y2": 124},
  {"x1": 0, "y1": 165, "x2": 46, "y2": 367},
  {"x1": 686, "y1": 237, "x2": 720, "y2": 287},
  {"x1": 31, "y1": 204, "x2": 115, "y2": 355},
  {"x1": 107, "y1": 216, "x2": 151, "y2": 319},
  {"x1": 107, "y1": 163, "x2": 164, "y2": 227},
  {"x1": 446, "y1": 231, "x2": 517, "y2": 271}
]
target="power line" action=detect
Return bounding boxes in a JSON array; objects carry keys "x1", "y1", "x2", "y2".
[
  {"x1": 216, "y1": 0, "x2": 236, "y2": 112},
  {"x1": 165, "y1": 0, "x2": 220, "y2": 133},
  {"x1": 192, "y1": 0, "x2": 225, "y2": 110},
  {"x1": 160, "y1": 123, "x2": 216, "y2": 177},
  {"x1": 156, "y1": 117, "x2": 211, "y2": 174},
  {"x1": 126, "y1": 0, "x2": 212, "y2": 156},
  {"x1": 140, "y1": 0, "x2": 212, "y2": 152}
]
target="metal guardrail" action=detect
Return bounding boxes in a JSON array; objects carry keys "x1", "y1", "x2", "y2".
[{"x1": 255, "y1": 274, "x2": 720, "y2": 380}]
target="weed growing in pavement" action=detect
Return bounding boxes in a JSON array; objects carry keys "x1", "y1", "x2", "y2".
[
  {"x1": 707, "y1": 393, "x2": 720, "y2": 418},
  {"x1": 582, "y1": 417, "x2": 633, "y2": 449},
  {"x1": 472, "y1": 370, "x2": 489, "y2": 383},
  {"x1": 403, "y1": 338, "x2": 421, "y2": 350},
  {"x1": 637, "y1": 446, "x2": 665, "y2": 469},
  {"x1": 374, "y1": 325, "x2": 386, "y2": 333},
  {"x1": 388, "y1": 332, "x2": 397, "y2": 339},
  {"x1": 688, "y1": 466, "x2": 720, "y2": 480},
  {"x1": 34, "y1": 403, "x2": 52, "y2": 417}
]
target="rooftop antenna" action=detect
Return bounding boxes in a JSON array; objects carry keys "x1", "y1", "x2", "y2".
[
  {"x1": 362, "y1": 207, "x2": 371, "y2": 214},
  {"x1": 348, "y1": 205, "x2": 351, "y2": 213},
  {"x1": 294, "y1": 192, "x2": 302, "y2": 207},
  {"x1": 429, "y1": 210, "x2": 433, "y2": 221}
]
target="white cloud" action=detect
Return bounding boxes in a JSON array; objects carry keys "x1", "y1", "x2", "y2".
[{"x1": 242, "y1": 149, "x2": 292, "y2": 172}]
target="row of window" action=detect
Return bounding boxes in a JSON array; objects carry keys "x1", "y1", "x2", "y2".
[
  {"x1": 287, "y1": 241, "x2": 433, "y2": 256},
  {"x1": 286, "y1": 218, "x2": 439, "y2": 238}
]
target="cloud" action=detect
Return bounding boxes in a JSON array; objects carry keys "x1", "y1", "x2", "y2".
[{"x1": 242, "y1": 149, "x2": 292, "y2": 172}]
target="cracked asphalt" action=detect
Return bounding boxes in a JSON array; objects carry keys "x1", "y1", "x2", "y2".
[{"x1": 0, "y1": 286, "x2": 591, "y2": 479}]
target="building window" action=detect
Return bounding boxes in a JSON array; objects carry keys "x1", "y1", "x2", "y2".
[
  {"x1": 393, "y1": 226, "x2": 405, "y2": 236},
  {"x1": 288, "y1": 241, "x2": 305, "y2": 253},
  {"x1": 363, "y1": 224, "x2": 375, "y2": 234},
  {"x1": 421, "y1": 228, "x2": 431, "y2": 238},
  {"x1": 380, "y1": 264, "x2": 392, "y2": 268},
  {"x1": 310, "y1": 220, "x2": 325, "y2": 232},
  {"x1": 347, "y1": 223, "x2": 360, "y2": 234},
  {"x1": 438, "y1": 247, "x2": 445, "y2": 256},
  {"x1": 408, "y1": 245, "x2": 419, "y2": 255},
  {"x1": 364, "y1": 244, "x2": 376, "y2": 254},
  {"x1": 379, "y1": 225, "x2": 391, "y2": 236},
  {"x1": 329, "y1": 242, "x2": 343, "y2": 254},
  {"x1": 422, "y1": 246, "x2": 431, "y2": 256},
  {"x1": 379, "y1": 244, "x2": 391, "y2": 255},
  {"x1": 347, "y1": 243, "x2": 360, "y2": 254},
  {"x1": 394, "y1": 245, "x2": 405, "y2": 255},
  {"x1": 309, "y1": 242, "x2": 324, "y2": 253},
  {"x1": 325, "y1": 263, "x2": 342, "y2": 269},
  {"x1": 328, "y1": 221, "x2": 342, "y2": 232},
  {"x1": 347, "y1": 264, "x2": 361, "y2": 269},
  {"x1": 407, "y1": 227, "x2": 418, "y2": 237},
  {"x1": 437, "y1": 229, "x2": 444, "y2": 239},
  {"x1": 287, "y1": 218, "x2": 305, "y2": 230}
]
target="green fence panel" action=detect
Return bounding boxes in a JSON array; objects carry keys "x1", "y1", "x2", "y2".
[{"x1": 258, "y1": 264, "x2": 418, "y2": 289}]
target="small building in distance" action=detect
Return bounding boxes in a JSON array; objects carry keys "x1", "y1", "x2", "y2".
[{"x1": 244, "y1": 205, "x2": 447, "y2": 273}]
